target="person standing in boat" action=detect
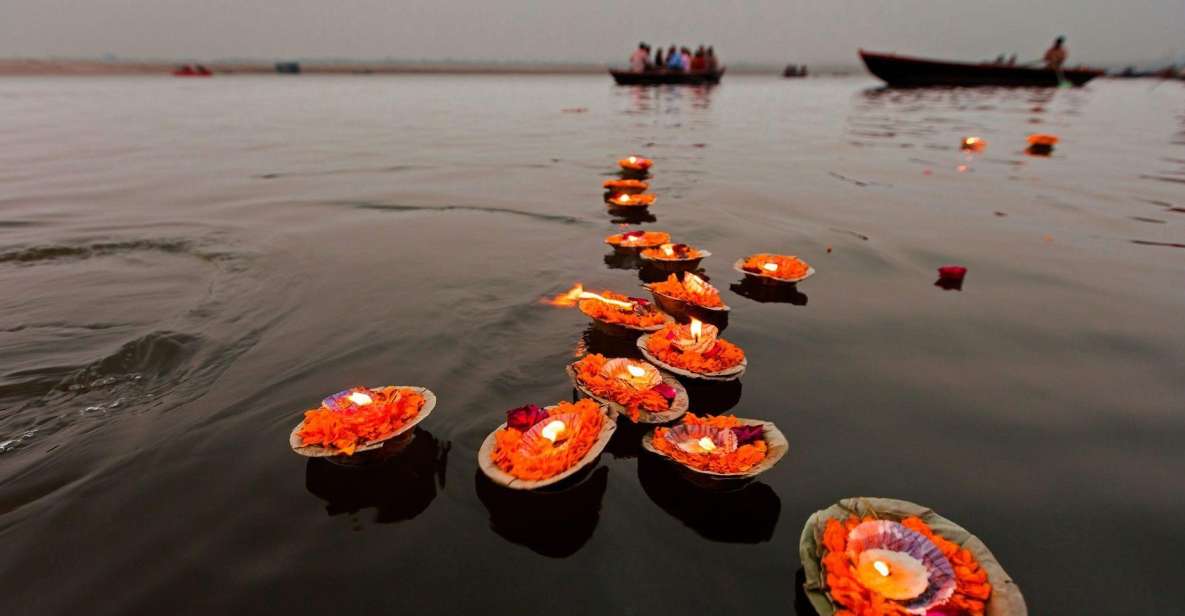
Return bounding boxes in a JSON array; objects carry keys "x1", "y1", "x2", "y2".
[
  {"x1": 1044, "y1": 36, "x2": 1067, "y2": 70},
  {"x1": 666, "y1": 45, "x2": 683, "y2": 71},
  {"x1": 705, "y1": 47, "x2": 718, "y2": 71},
  {"x1": 630, "y1": 42, "x2": 651, "y2": 72}
]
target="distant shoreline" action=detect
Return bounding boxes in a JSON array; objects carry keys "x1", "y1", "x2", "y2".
[{"x1": 0, "y1": 58, "x2": 860, "y2": 76}]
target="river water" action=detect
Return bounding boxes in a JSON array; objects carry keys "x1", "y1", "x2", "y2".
[{"x1": 1, "y1": 74, "x2": 1182, "y2": 614}]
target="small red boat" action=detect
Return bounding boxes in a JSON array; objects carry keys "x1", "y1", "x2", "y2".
[
  {"x1": 173, "y1": 65, "x2": 213, "y2": 77},
  {"x1": 860, "y1": 50, "x2": 1103, "y2": 88}
]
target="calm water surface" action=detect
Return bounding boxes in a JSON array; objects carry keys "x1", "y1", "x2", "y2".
[{"x1": 1, "y1": 75, "x2": 1182, "y2": 614}]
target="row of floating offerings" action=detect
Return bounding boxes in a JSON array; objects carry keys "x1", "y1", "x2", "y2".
[
  {"x1": 287, "y1": 154, "x2": 1026, "y2": 614},
  {"x1": 960, "y1": 133, "x2": 1060, "y2": 156}
]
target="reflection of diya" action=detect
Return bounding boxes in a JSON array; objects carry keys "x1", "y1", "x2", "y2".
[
  {"x1": 605, "y1": 229, "x2": 671, "y2": 253},
  {"x1": 478, "y1": 399, "x2": 616, "y2": 490},
  {"x1": 637, "y1": 319, "x2": 747, "y2": 381},
  {"x1": 603, "y1": 178, "x2": 649, "y2": 194},
  {"x1": 640, "y1": 243, "x2": 710, "y2": 272},
  {"x1": 646, "y1": 272, "x2": 729, "y2": 318},
  {"x1": 618, "y1": 155, "x2": 653, "y2": 172},
  {"x1": 1026, "y1": 133, "x2": 1058, "y2": 156},
  {"x1": 546, "y1": 283, "x2": 672, "y2": 334},
  {"x1": 565, "y1": 354, "x2": 688, "y2": 423},
  {"x1": 290, "y1": 386, "x2": 437, "y2": 457},
  {"x1": 607, "y1": 192, "x2": 656, "y2": 207},
  {"x1": 735, "y1": 253, "x2": 815, "y2": 284},
  {"x1": 800, "y1": 497, "x2": 1027, "y2": 616},
  {"x1": 641, "y1": 413, "x2": 788, "y2": 479}
]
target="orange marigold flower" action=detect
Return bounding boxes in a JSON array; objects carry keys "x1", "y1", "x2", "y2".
[
  {"x1": 646, "y1": 322, "x2": 745, "y2": 373},
  {"x1": 573, "y1": 354, "x2": 669, "y2": 421},
  {"x1": 605, "y1": 230, "x2": 669, "y2": 249},
  {"x1": 651, "y1": 413, "x2": 767, "y2": 473},
  {"x1": 579, "y1": 290, "x2": 667, "y2": 328},
  {"x1": 649, "y1": 273, "x2": 724, "y2": 308},
  {"x1": 297, "y1": 387, "x2": 425, "y2": 455},
  {"x1": 490, "y1": 399, "x2": 605, "y2": 481}
]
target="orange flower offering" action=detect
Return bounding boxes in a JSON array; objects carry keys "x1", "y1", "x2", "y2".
[
  {"x1": 1026, "y1": 133, "x2": 1059, "y2": 146},
  {"x1": 491, "y1": 399, "x2": 606, "y2": 481},
  {"x1": 572, "y1": 354, "x2": 676, "y2": 421},
  {"x1": 648, "y1": 273, "x2": 725, "y2": 308},
  {"x1": 618, "y1": 155, "x2": 653, "y2": 171},
  {"x1": 641, "y1": 242, "x2": 705, "y2": 261},
  {"x1": 297, "y1": 386, "x2": 427, "y2": 456},
  {"x1": 960, "y1": 136, "x2": 986, "y2": 152},
  {"x1": 740, "y1": 253, "x2": 813, "y2": 282},
  {"x1": 645, "y1": 319, "x2": 745, "y2": 374},
  {"x1": 651, "y1": 413, "x2": 769, "y2": 474},
  {"x1": 603, "y1": 178, "x2": 649, "y2": 194},
  {"x1": 818, "y1": 515, "x2": 992, "y2": 616},
  {"x1": 608, "y1": 192, "x2": 656, "y2": 207},
  {"x1": 605, "y1": 229, "x2": 670, "y2": 249}
]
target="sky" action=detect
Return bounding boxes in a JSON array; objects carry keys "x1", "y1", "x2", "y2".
[{"x1": 3, "y1": 0, "x2": 1183, "y2": 66}]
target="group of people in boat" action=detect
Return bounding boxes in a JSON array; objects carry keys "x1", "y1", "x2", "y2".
[{"x1": 629, "y1": 43, "x2": 720, "y2": 73}]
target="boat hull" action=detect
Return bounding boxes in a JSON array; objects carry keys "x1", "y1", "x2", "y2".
[
  {"x1": 610, "y1": 69, "x2": 724, "y2": 85},
  {"x1": 860, "y1": 50, "x2": 1102, "y2": 87}
]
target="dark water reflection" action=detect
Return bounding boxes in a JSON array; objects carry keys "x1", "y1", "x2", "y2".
[
  {"x1": 0, "y1": 75, "x2": 1183, "y2": 615},
  {"x1": 303, "y1": 429, "x2": 449, "y2": 524}
]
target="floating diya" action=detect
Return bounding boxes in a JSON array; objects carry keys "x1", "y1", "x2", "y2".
[
  {"x1": 603, "y1": 178, "x2": 649, "y2": 194},
  {"x1": 604, "y1": 229, "x2": 671, "y2": 253},
  {"x1": 639, "y1": 242, "x2": 711, "y2": 272},
  {"x1": 637, "y1": 318, "x2": 747, "y2": 381},
  {"x1": 290, "y1": 385, "x2": 437, "y2": 457},
  {"x1": 1026, "y1": 133, "x2": 1059, "y2": 156},
  {"x1": 477, "y1": 399, "x2": 616, "y2": 490},
  {"x1": 646, "y1": 272, "x2": 729, "y2": 318},
  {"x1": 799, "y1": 497, "x2": 1027, "y2": 616},
  {"x1": 565, "y1": 354, "x2": 688, "y2": 423},
  {"x1": 546, "y1": 283, "x2": 672, "y2": 335},
  {"x1": 607, "y1": 192, "x2": 656, "y2": 207},
  {"x1": 641, "y1": 413, "x2": 788, "y2": 479},
  {"x1": 961, "y1": 136, "x2": 987, "y2": 152},
  {"x1": 735, "y1": 252, "x2": 815, "y2": 285},
  {"x1": 618, "y1": 155, "x2": 653, "y2": 173}
]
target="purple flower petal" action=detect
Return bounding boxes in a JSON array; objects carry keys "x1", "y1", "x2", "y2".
[
  {"x1": 651, "y1": 383, "x2": 677, "y2": 400},
  {"x1": 506, "y1": 404, "x2": 547, "y2": 431},
  {"x1": 731, "y1": 425, "x2": 764, "y2": 445}
]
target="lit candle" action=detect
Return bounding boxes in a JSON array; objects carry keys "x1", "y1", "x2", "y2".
[
  {"x1": 697, "y1": 436, "x2": 716, "y2": 452},
  {"x1": 540, "y1": 420, "x2": 566, "y2": 444},
  {"x1": 690, "y1": 318, "x2": 703, "y2": 342},
  {"x1": 873, "y1": 560, "x2": 891, "y2": 577},
  {"x1": 347, "y1": 391, "x2": 373, "y2": 406},
  {"x1": 628, "y1": 156, "x2": 638, "y2": 164},
  {"x1": 683, "y1": 272, "x2": 708, "y2": 294},
  {"x1": 626, "y1": 364, "x2": 646, "y2": 379},
  {"x1": 762, "y1": 262, "x2": 778, "y2": 272},
  {"x1": 661, "y1": 243, "x2": 675, "y2": 257},
  {"x1": 617, "y1": 193, "x2": 631, "y2": 204}
]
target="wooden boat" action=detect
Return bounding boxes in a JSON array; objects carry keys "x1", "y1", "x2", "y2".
[
  {"x1": 610, "y1": 68, "x2": 724, "y2": 85},
  {"x1": 859, "y1": 50, "x2": 1103, "y2": 87},
  {"x1": 173, "y1": 65, "x2": 213, "y2": 77}
]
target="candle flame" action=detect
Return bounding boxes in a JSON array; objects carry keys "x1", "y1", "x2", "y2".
[
  {"x1": 617, "y1": 193, "x2": 630, "y2": 204},
  {"x1": 661, "y1": 243, "x2": 675, "y2": 256},
  {"x1": 544, "y1": 283, "x2": 635, "y2": 310},
  {"x1": 347, "y1": 391, "x2": 373, "y2": 406},
  {"x1": 626, "y1": 364, "x2": 646, "y2": 378},
  {"x1": 873, "y1": 560, "x2": 891, "y2": 577},
  {"x1": 540, "y1": 420, "x2": 566, "y2": 443},
  {"x1": 683, "y1": 272, "x2": 708, "y2": 293},
  {"x1": 628, "y1": 156, "x2": 637, "y2": 164},
  {"x1": 689, "y1": 318, "x2": 703, "y2": 340},
  {"x1": 762, "y1": 262, "x2": 778, "y2": 272},
  {"x1": 698, "y1": 436, "x2": 716, "y2": 452}
]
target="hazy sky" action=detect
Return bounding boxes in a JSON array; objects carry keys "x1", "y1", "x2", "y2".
[{"x1": 3, "y1": 0, "x2": 1183, "y2": 65}]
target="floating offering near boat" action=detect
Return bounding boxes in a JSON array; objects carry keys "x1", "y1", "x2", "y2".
[
  {"x1": 477, "y1": 399, "x2": 616, "y2": 490},
  {"x1": 607, "y1": 192, "x2": 657, "y2": 207},
  {"x1": 546, "y1": 283, "x2": 672, "y2": 334},
  {"x1": 640, "y1": 243, "x2": 710, "y2": 272},
  {"x1": 565, "y1": 354, "x2": 688, "y2": 423},
  {"x1": 605, "y1": 230, "x2": 671, "y2": 253},
  {"x1": 290, "y1": 386, "x2": 437, "y2": 457},
  {"x1": 603, "y1": 178, "x2": 649, "y2": 194},
  {"x1": 1026, "y1": 133, "x2": 1059, "y2": 156},
  {"x1": 961, "y1": 136, "x2": 987, "y2": 152},
  {"x1": 618, "y1": 155, "x2": 653, "y2": 172},
  {"x1": 646, "y1": 272, "x2": 730, "y2": 320},
  {"x1": 800, "y1": 497, "x2": 1027, "y2": 616},
  {"x1": 735, "y1": 253, "x2": 815, "y2": 285},
  {"x1": 641, "y1": 413, "x2": 787, "y2": 479},
  {"x1": 637, "y1": 319, "x2": 747, "y2": 381}
]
